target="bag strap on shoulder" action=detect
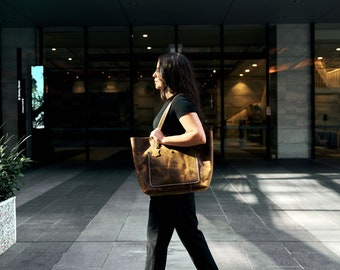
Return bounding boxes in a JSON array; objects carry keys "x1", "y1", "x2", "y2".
[{"x1": 157, "y1": 94, "x2": 180, "y2": 130}]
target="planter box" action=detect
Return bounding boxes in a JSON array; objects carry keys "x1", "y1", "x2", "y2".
[{"x1": 0, "y1": 196, "x2": 16, "y2": 255}]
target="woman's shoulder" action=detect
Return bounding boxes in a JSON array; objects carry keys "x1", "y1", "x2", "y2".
[
  {"x1": 173, "y1": 94, "x2": 192, "y2": 104},
  {"x1": 172, "y1": 94, "x2": 196, "y2": 116}
]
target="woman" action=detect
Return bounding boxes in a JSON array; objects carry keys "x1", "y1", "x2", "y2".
[{"x1": 147, "y1": 53, "x2": 218, "y2": 270}]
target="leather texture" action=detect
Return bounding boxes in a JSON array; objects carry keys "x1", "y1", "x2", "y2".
[{"x1": 130, "y1": 129, "x2": 213, "y2": 196}]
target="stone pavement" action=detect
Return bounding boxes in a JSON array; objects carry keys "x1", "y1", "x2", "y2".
[{"x1": 1, "y1": 151, "x2": 340, "y2": 269}]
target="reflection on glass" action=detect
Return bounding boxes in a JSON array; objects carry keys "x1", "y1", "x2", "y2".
[
  {"x1": 315, "y1": 24, "x2": 340, "y2": 156},
  {"x1": 31, "y1": 66, "x2": 45, "y2": 129}
]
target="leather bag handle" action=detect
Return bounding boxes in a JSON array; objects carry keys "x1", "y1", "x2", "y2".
[
  {"x1": 157, "y1": 94, "x2": 179, "y2": 130},
  {"x1": 152, "y1": 95, "x2": 179, "y2": 150}
]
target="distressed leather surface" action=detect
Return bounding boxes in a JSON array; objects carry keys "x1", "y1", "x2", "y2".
[{"x1": 130, "y1": 129, "x2": 213, "y2": 196}]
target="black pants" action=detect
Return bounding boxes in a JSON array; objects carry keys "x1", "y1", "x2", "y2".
[{"x1": 145, "y1": 193, "x2": 218, "y2": 270}]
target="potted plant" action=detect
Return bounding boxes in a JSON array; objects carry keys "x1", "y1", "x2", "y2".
[{"x1": 0, "y1": 133, "x2": 32, "y2": 255}]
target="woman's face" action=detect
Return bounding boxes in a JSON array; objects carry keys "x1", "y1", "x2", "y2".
[{"x1": 153, "y1": 61, "x2": 164, "y2": 90}]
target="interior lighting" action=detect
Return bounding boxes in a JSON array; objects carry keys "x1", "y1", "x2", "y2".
[
  {"x1": 317, "y1": 57, "x2": 323, "y2": 60},
  {"x1": 252, "y1": 63, "x2": 257, "y2": 67},
  {"x1": 336, "y1": 48, "x2": 340, "y2": 51},
  {"x1": 213, "y1": 69, "x2": 216, "y2": 73},
  {"x1": 143, "y1": 34, "x2": 148, "y2": 38},
  {"x1": 147, "y1": 46, "x2": 152, "y2": 50},
  {"x1": 245, "y1": 69, "x2": 250, "y2": 73},
  {"x1": 68, "y1": 57, "x2": 72, "y2": 61},
  {"x1": 239, "y1": 74, "x2": 244, "y2": 77},
  {"x1": 51, "y1": 48, "x2": 56, "y2": 51}
]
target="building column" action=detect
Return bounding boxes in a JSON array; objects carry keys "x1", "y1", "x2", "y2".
[
  {"x1": 275, "y1": 24, "x2": 312, "y2": 158},
  {"x1": 1, "y1": 28, "x2": 37, "y2": 153}
]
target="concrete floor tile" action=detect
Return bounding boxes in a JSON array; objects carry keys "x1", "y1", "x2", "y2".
[
  {"x1": 2, "y1": 242, "x2": 72, "y2": 270},
  {"x1": 102, "y1": 242, "x2": 146, "y2": 270},
  {"x1": 210, "y1": 242, "x2": 253, "y2": 270},
  {"x1": 241, "y1": 242, "x2": 301, "y2": 268},
  {"x1": 54, "y1": 242, "x2": 113, "y2": 268},
  {"x1": 292, "y1": 252, "x2": 340, "y2": 270},
  {"x1": 309, "y1": 230, "x2": 340, "y2": 241},
  {"x1": 323, "y1": 242, "x2": 340, "y2": 257}
]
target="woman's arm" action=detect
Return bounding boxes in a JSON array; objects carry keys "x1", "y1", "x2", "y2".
[{"x1": 150, "y1": 112, "x2": 206, "y2": 147}]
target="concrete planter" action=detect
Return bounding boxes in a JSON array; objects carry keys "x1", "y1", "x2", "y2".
[{"x1": 0, "y1": 196, "x2": 16, "y2": 255}]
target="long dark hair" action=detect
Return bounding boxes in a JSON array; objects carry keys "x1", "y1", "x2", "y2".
[{"x1": 158, "y1": 53, "x2": 204, "y2": 121}]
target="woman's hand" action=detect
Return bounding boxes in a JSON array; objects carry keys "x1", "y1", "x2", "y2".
[{"x1": 150, "y1": 128, "x2": 165, "y2": 144}]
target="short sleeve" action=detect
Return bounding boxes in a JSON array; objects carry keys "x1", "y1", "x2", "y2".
[
  {"x1": 156, "y1": 95, "x2": 197, "y2": 136},
  {"x1": 171, "y1": 95, "x2": 196, "y2": 118}
]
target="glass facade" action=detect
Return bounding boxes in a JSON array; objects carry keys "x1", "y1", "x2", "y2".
[
  {"x1": 40, "y1": 25, "x2": 268, "y2": 160},
  {"x1": 3, "y1": 24, "x2": 340, "y2": 160}
]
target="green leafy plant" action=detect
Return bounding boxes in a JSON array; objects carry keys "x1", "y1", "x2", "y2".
[{"x1": 0, "y1": 134, "x2": 32, "y2": 202}]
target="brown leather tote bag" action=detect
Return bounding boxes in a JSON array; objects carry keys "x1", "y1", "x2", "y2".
[{"x1": 130, "y1": 96, "x2": 213, "y2": 196}]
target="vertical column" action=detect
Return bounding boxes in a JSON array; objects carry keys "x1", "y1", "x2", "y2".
[
  {"x1": 1, "y1": 28, "x2": 36, "y2": 151},
  {"x1": 276, "y1": 24, "x2": 312, "y2": 158}
]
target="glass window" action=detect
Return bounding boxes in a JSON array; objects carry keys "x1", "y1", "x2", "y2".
[
  {"x1": 314, "y1": 24, "x2": 340, "y2": 156},
  {"x1": 178, "y1": 25, "x2": 221, "y2": 154},
  {"x1": 132, "y1": 26, "x2": 175, "y2": 136},
  {"x1": 223, "y1": 25, "x2": 266, "y2": 159},
  {"x1": 43, "y1": 27, "x2": 132, "y2": 160},
  {"x1": 43, "y1": 28, "x2": 86, "y2": 154},
  {"x1": 178, "y1": 26, "x2": 220, "y2": 116},
  {"x1": 87, "y1": 27, "x2": 130, "y2": 147},
  {"x1": 179, "y1": 25, "x2": 220, "y2": 53},
  {"x1": 44, "y1": 28, "x2": 84, "y2": 70}
]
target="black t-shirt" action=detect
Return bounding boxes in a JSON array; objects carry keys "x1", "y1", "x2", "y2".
[{"x1": 153, "y1": 95, "x2": 197, "y2": 136}]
